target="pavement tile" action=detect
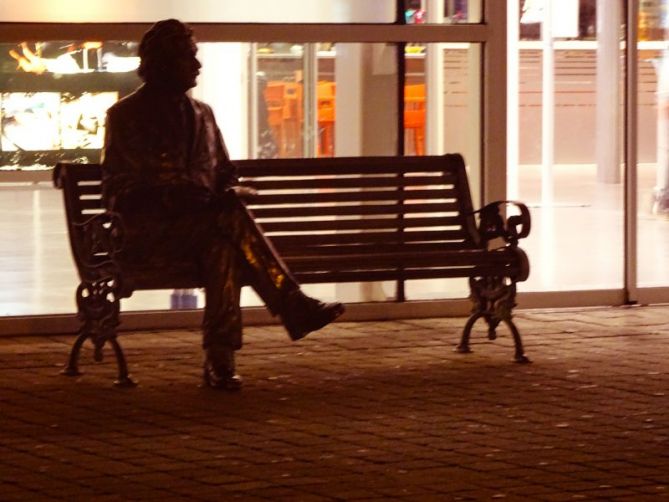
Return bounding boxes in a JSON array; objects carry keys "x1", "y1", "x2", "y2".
[{"x1": 0, "y1": 305, "x2": 668, "y2": 500}]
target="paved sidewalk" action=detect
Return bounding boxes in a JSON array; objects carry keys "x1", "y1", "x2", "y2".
[{"x1": 1, "y1": 306, "x2": 668, "y2": 501}]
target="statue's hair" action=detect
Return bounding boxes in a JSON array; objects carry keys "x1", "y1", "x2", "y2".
[{"x1": 137, "y1": 19, "x2": 193, "y2": 82}]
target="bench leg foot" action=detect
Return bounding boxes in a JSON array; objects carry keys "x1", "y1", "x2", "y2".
[
  {"x1": 114, "y1": 376, "x2": 137, "y2": 387},
  {"x1": 61, "y1": 366, "x2": 83, "y2": 377},
  {"x1": 61, "y1": 330, "x2": 88, "y2": 377},
  {"x1": 110, "y1": 337, "x2": 136, "y2": 387},
  {"x1": 504, "y1": 318, "x2": 531, "y2": 364},
  {"x1": 457, "y1": 312, "x2": 485, "y2": 354}
]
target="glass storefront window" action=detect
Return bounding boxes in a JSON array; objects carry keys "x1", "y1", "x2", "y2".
[
  {"x1": 1, "y1": 39, "x2": 406, "y2": 315},
  {"x1": 0, "y1": 2, "x2": 499, "y2": 318},
  {"x1": 0, "y1": 0, "x2": 396, "y2": 24}
]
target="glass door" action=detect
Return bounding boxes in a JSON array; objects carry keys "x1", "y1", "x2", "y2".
[
  {"x1": 636, "y1": 0, "x2": 669, "y2": 302},
  {"x1": 508, "y1": 0, "x2": 626, "y2": 298},
  {"x1": 508, "y1": 0, "x2": 669, "y2": 305}
]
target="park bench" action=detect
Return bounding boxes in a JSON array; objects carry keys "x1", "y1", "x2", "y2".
[{"x1": 54, "y1": 153, "x2": 531, "y2": 386}]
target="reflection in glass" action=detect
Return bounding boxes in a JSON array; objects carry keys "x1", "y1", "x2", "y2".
[{"x1": 638, "y1": 0, "x2": 669, "y2": 287}]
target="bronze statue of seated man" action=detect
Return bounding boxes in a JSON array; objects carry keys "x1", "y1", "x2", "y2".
[{"x1": 101, "y1": 19, "x2": 344, "y2": 390}]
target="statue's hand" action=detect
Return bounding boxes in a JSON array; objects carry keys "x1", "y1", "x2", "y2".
[{"x1": 232, "y1": 185, "x2": 258, "y2": 199}]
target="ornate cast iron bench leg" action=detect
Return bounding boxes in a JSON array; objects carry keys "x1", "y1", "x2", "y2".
[
  {"x1": 61, "y1": 328, "x2": 88, "y2": 377},
  {"x1": 61, "y1": 280, "x2": 136, "y2": 386},
  {"x1": 456, "y1": 276, "x2": 530, "y2": 363}
]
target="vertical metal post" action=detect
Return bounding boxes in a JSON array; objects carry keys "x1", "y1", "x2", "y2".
[
  {"x1": 397, "y1": 0, "x2": 407, "y2": 158},
  {"x1": 463, "y1": 2, "x2": 485, "y2": 207},
  {"x1": 248, "y1": 43, "x2": 259, "y2": 159},
  {"x1": 396, "y1": 0, "x2": 406, "y2": 24},
  {"x1": 426, "y1": 0, "x2": 445, "y2": 155},
  {"x1": 625, "y1": 0, "x2": 639, "y2": 303},
  {"x1": 482, "y1": 0, "x2": 506, "y2": 206},
  {"x1": 507, "y1": 0, "x2": 520, "y2": 200},
  {"x1": 541, "y1": 0, "x2": 555, "y2": 206},
  {"x1": 397, "y1": 46, "x2": 407, "y2": 158},
  {"x1": 596, "y1": 0, "x2": 623, "y2": 184},
  {"x1": 396, "y1": 0, "x2": 407, "y2": 302},
  {"x1": 304, "y1": 43, "x2": 318, "y2": 158}
]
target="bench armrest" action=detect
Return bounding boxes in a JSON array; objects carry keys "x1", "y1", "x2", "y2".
[
  {"x1": 474, "y1": 200, "x2": 531, "y2": 248},
  {"x1": 71, "y1": 211, "x2": 125, "y2": 269}
]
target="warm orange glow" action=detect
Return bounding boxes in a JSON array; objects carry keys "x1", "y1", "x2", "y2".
[
  {"x1": 9, "y1": 43, "x2": 48, "y2": 74},
  {"x1": 8, "y1": 42, "x2": 87, "y2": 74},
  {"x1": 8, "y1": 41, "x2": 136, "y2": 74}
]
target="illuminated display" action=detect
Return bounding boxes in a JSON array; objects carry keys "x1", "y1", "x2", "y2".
[
  {"x1": 0, "y1": 91, "x2": 118, "y2": 152},
  {"x1": 0, "y1": 40, "x2": 138, "y2": 169}
]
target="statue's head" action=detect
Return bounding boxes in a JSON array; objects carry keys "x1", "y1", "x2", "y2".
[{"x1": 138, "y1": 19, "x2": 201, "y2": 93}]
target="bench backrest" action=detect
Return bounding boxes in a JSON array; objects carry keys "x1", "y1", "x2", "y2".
[{"x1": 238, "y1": 153, "x2": 480, "y2": 252}]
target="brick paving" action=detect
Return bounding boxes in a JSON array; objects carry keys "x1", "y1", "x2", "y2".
[{"x1": 0, "y1": 305, "x2": 668, "y2": 501}]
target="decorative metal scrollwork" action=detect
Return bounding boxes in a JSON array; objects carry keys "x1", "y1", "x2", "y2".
[
  {"x1": 76, "y1": 277, "x2": 121, "y2": 360},
  {"x1": 74, "y1": 212, "x2": 125, "y2": 269},
  {"x1": 457, "y1": 275, "x2": 530, "y2": 363},
  {"x1": 475, "y1": 200, "x2": 531, "y2": 248}
]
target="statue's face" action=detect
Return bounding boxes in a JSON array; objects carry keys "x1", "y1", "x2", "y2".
[{"x1": 159, "y1": 35, "x2": 201, "y2": 92}]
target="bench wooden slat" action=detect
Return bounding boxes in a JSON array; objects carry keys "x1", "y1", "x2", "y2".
[
  {"x1": 277, "y1": 242, "x2": 475, "y2": 257},
  {"x1": 77, "y1": 198, "x2": 104, "y2": 211},
  {"x1": 81, "y1": 208, "x2": 105, "y2": 215},
  {"x1": 284, "y1": 249, "x2": 514, "y2": 270},
  {"x1": 243, "y1": 174, "x2": 455, "y2": 191},
  {"x1": 259, "y1": 216, "x2": 465, "y2": 233},
  {"x1": 76, "y1": 183, "x2": 103, "y2": 195},
  {"x1": 267, "y1": 229, "x2": 472, "y2": 248},
  {"x1": 249, "y1": 202, "x2": 461, "y2": 218},
  {"x1": 292, "y1": 265, "x2": 516, "y2": 284},
  {"x1": 250, "y1": 188, "x2": 459, "y2": 205},
  {"x1": 236, "y1": 156, "x2": 454, "y2": 177}
]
